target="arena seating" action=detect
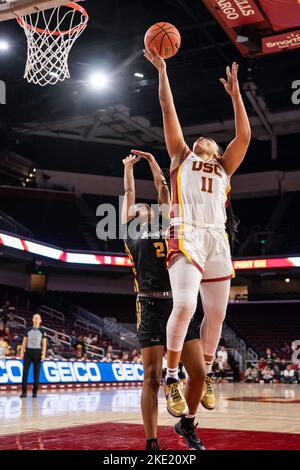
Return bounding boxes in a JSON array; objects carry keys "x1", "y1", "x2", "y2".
[
  {"x1": 0, "y1": 285, "x2": 123, "y2": 352},
  {"x1": 226, "y1": 302, "x2": 300, "y2": 357},
  {"x1": 51, "y1": 291, "x2": 136, "y2": 325}
]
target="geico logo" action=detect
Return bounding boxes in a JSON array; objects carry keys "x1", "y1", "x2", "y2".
[
  {"x1": 43, "y1": 361, "x2": 101, "y2": 382},
  {"x1": 0, "y1": 360, "x2": 23, "y2": 384},
  {"x1": 0, "y1": 397, "x2": 22, "y2": 419},
  {"x1": 112, "y1": 363, "x2": 144, "y2": 381}
]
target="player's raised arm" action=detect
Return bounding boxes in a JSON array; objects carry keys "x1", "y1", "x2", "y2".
[
  {"x1": 144, "y1": 48, "x2": 189, "y2": 167},
  {"x1": 220, "y1": 63, "x2": 251, "y2": 176},
  {"x1": 131, "y1": 149, "x2": 170, "y2": 218},
  {"x1": 121, "y1": 154, "x2": 142, "y2": 224}
]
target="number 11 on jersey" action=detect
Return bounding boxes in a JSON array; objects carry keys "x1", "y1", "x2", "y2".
[{"x1": 201, "y1": 176, "x2": 213, "y2": 194}]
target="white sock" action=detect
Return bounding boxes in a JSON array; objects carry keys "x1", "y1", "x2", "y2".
[
  {"x1": 166, "y1": 367, "x2": 179, "y2": 381},
  {"x1": 206, "y1": 362, "x2": 213, "y2": 374},
  {"x1": 186, "y1": 414, "x2": 196, "y2": 419}
]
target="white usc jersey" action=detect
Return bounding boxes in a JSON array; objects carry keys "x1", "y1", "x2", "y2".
[
  {"x1": 170, "y1": 150, "x2": 230, "y2": 229},
  {"x1": 167, "y1": 149, "x2": 233, "y2": 281}
]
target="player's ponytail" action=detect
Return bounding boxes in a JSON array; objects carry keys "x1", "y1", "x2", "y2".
[{"x1": 226, "y1": 201, "x2": 240, "y2": 252}]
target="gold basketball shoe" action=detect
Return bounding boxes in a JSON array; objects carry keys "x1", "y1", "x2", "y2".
[
  {"x1": 164, "y1": 379, "x2": 188, "y2": 418},
  {"x1": 201, "y1": 374, "x2": 215, "y2": 410}
]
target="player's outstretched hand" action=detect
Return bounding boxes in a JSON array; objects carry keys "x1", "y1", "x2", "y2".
[
  {"x1": 122, "y1": 154, "x2": 142, "y2": 167},
  {"x1": 131, "y1": 149, "x2": 155, "y2": 163},
  {"x1": 143, "y1": 47, "x2": 166, "y2": 72},
  {"x1": 220, "y1": 62, "x2": 240, "y2": 98}
]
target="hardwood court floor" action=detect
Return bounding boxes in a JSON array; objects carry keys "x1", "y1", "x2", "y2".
[{"x1": 0, "y1": 383, "x2": 299, "y2": 450}]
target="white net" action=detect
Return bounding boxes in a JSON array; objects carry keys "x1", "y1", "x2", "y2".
[{"x1": 17, "y1": 2, "x2": 88, "y2": 86}]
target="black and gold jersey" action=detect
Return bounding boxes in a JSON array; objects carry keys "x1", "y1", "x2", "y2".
[{"x1": 124, "y1": 222, "x2": 171, "y2": 293}]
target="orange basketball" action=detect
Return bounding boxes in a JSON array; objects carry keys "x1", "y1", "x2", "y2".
[{"x1": 144, "y1": 22, "x2": 181, "y2": 59}]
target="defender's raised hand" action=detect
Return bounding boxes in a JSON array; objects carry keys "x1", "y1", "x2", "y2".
[
  {"x1": 143, "y1": 47, "x2": 166, "y2": 72},
  {"x1": 131, "y1": 149, "x2": 155, "y2": 163},
  {"x1": 122, "y1": 154, "x2": 142, "y2": 167},
  {"x1": 220, "y1": 62, "x2": 240, "y2": 98}
]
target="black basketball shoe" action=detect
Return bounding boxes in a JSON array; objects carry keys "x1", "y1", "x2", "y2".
[
  {"x1": 145, "y1": 439, "x2": 160, "y2": 450},
  {"x1": 174, "y1": 417, "x2": 206, "y2": 450}
]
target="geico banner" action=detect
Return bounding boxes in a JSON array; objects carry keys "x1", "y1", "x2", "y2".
[
  {"x1": 209, "y1": 0, "x2": 264, "y2": 27},
  {"x1": 0, "y1": 360, "x2": 144, "y2": 385}
]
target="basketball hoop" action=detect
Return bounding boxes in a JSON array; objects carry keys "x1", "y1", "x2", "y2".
[{"x1": 16, "y1": 2, "x2": 89, "y2": 86}]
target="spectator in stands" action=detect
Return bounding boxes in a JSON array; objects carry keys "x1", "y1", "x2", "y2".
[
  {"x1": 6, "y1": 346, "x2": 15, "y2": 357},
  {"x1": 92, "y1": 334, "x2": 98, "y2": 345},
  {"x1": 85, "y1": 333, "x2": 93, "y2": 345},
  {"x1": 227, "y1": 351, "x2": 240, "y2": 382},
  {"x1": 281, "y1": 364, "x2": 297, "y2": 384},
  {"x1": 10, "y1": 333, "x2": 21, "y2": 353},
  {"x1": 74, "y1": 335, "x2": 86, "y2": 352},
  {"x1": 212, "y1": 357, "x2": 225, "y2": 382},
  {"x1": 261, "y1": 365, "x2": 275, "y2": 384},
  {"x1": 73, "y1": 335, "x2": 87, "y2": 360},
  {"x1": 16, "y1": 345, "x2": 22, "y2": 357},
  {"x1": 48, "y1": 345, "x2": 64, "y2": 360},
  {"x1": 217, "y1": 346, "x2": 228, "y2": 369},
  {"x1": 75, "y1": 344, "x2": 86, "y2": 360},
  {"x1": 0, "y1": 336, "x2": 9, "y2": 357},
  {"x1": 70, "y1": 331, "x2": 77, "y2": 347},
  {"x1": 275, "y1": 358, "x2": 287, "y2": 381},
  {"x1": 278, "y1": 358, "x2": 286, "y2": 371},
  {"x1": 59, "y1": 329, "x2": 67, "y2": 343},
  {"x1": 136, "y1": 353, "x2": 142, "y2": 363},
  {"x1": 257, "y1": 357, "x2": 266, "y2": 380},
  {"x1": 121, "y1": 352, "x2": 130, "y2": 363},
  {"x1": 52, "y1": 332, "x2": 62, "y2": 347},
  {"x1": 244, "y1": 364, "x2": 258, "y2": 383},
  {"x1": 264, "y1": 348, "x2": 276, "y2": 366},
  {"x1": 101, "y1": 352, "x2": 112, "y2": 362},
  {"x1": 130, "y1": 348, "x2": 138, "y2": 361},
  {"x1": 132, "y1": 354, "x2": 142, "y2": 364},
  {"x1": 280, "y1": 342, "x2": 292, "y2": 359},
  {"x1": 0, "y1": 300, "x2": 15, "y2": 330}
]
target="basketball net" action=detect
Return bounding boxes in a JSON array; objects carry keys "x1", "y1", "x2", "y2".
[{"x1": 17, "y1": 2, "x2": 89, "y2": 86}]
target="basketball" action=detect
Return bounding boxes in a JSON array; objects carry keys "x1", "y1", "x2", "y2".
[{"x1": 144, "y1": 22, "x2": 181, "y2": 59}]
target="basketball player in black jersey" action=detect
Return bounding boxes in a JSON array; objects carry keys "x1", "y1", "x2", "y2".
[{"x1": 122, "y1": 150, "x2": 206, "y2": 451}]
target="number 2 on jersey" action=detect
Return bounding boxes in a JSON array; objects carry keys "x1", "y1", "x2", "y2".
[
  {"x1": 153, "y1": 242, "x2": 165, "y2": 258},
  {"x1": 201, "y1": 176, "x2": 213, "y2": 194}
]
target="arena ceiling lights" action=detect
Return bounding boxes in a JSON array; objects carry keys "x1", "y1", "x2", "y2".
[
  {"x1": 203, "y1": 0, "x2": 300, "y2": 56},
  {"x1": 0, "y1": 231, "x2": 300, "y2": 271}
]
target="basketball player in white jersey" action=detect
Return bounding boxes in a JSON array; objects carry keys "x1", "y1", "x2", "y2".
[{"x1": 140, "y1": 47, "x2": 251, "y2": 417}]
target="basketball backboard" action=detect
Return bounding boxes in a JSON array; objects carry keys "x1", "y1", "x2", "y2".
[{"x1": 0, "y1": 0, "x2": 83, "y2": 22}]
